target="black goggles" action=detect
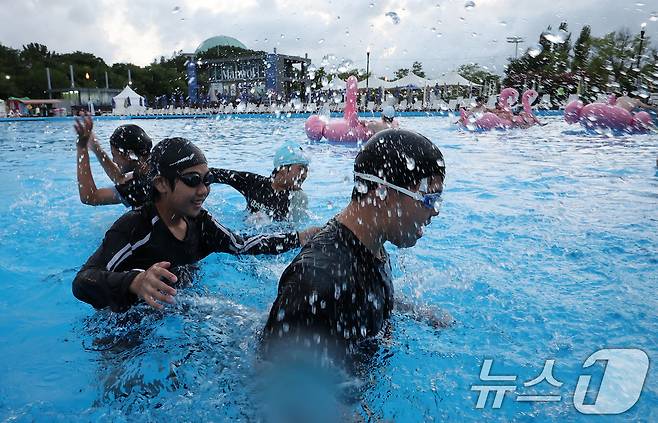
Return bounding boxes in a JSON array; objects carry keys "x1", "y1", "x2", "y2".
[{"x1": 177, "y1": 171, "x2": 213, "y2": 188}]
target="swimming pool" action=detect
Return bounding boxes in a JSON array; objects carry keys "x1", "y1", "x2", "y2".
[{"x1": 0, "y1": 115, "x2": 656, "y2": 421}]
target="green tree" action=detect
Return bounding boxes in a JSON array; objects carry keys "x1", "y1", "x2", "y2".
[
  {"x1": 572, "y1": 25, "x2": 592, "y2": 74},
  {"x1": 394, "y1": 68, "x2": 409, "y2": 79},
  {"x1": 412, "y1": 61, "x2": 425, "y2": 77},
  {"x1": 457, "y1": 63, "x2": 500, "y2": 85}
]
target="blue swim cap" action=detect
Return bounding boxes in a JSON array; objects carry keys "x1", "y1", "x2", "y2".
[
  {"x1": 273, "y1": 142, "x2": 309, "y2": 168},
  {"x1": 382, "y1": 105, "x2": 396, "y2": 119}
]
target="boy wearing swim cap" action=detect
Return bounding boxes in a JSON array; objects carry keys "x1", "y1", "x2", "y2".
[
  {"x1": 263, "y1": 129, "x2": 451, "y2": 363},
  {"x1": 211, "y1": 141, "x2": 310, "y2": 221},
  {"x1": 75, "y1": 116, "x2": 152, "y2": 207},
  {"x1": 365, "y1": 105, "x2": 398, "y2": 135},
  {"x1": 72, "y1": 137, "x2": 319, "y2": 312}
]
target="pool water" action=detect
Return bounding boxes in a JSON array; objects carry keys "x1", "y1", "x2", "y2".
[{"x1": 0, "y1": 116, "x2": 656, "y2": 421}]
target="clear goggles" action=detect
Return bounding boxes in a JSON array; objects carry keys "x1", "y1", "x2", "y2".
[{"x1": 354, "y1": 172, "x2": 443, "y2": 211}]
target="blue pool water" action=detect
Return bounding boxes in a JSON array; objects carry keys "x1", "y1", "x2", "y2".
[{"x1": 0, "y1": 116, "x2": 656, "y2": 421}]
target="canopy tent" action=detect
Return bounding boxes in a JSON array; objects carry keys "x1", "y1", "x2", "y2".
[
  {"x1": 112, "y1": 85, "x2": 146, "y2": 115},
  {"x1": 387, "y1": 73, "x2": 433, "y2": 89},
  {"x1": 357, "y1": 77, "x2": 394, "y2": 90},
  {"x1": 430, "y1": 71, "x2": 481, "y2": 87},
  {"x1": 0, "y1": 99, "x2": 5, "y2": 117}
]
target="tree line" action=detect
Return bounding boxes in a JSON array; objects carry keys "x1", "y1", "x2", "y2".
[{"x1": 1, "y1": 23, "x2": 655, "y2": 104}]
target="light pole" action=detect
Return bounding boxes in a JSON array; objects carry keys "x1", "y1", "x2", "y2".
[
  {"x1": 506, "y1": 36, "x2": 524, "y2": 59},
  {"x1": 636, "y1": 23, "x2": 646, "y2": 71},
  {"x1": 365, "y1": 47, "x2": 371, "y2": 109}
]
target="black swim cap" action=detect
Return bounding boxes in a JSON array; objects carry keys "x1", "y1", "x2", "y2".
[
  {"x1": 354, "y1": 129, "x2": 445, "y2": 193},
  {"x1": 148, "y1": 137, "x2": 207, "y2": 182},
  {"x1": 109, "y1": 125, "x2": 152, "y2": 156}
]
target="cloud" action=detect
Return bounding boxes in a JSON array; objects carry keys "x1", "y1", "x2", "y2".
[{"x1": 0, "y1": 0, "x2": 654, "y2": 78}]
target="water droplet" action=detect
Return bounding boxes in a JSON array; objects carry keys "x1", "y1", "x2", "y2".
[
  {"x1": 334, "y1": 283, "x2": 342, "y2": 299},
  {"x1": 650, "y1": 12, "x2": 658, "y2": 21},
  {"x1": 376, "y1": 185, "x2": 387, "y2": 200},
  {"x1": 636, "y1": 2, "x2": 645, "y2": 6},
  {"x1": 360, "y1": 326, "x2": 367, "y2": 337},
  {"x1": 356, "y1": 180, "x2": 369, "y2": 193},
  {"x1": 430, "y1": 27, "x2": 437, "y2": 32},
  {"x1": 499, "y1": 20, "x2": 507, "y2": 26},
  {"x1": 280, "y1": 33, "x2": 285, "y2": 39},
  {"x1": 464, "y1": 1, "x2": 475, "y2": 10},
  {"x1": 318, "y1": 38, "x2": 325, "y2": 44},
  {"x1": 543, "y1": 29, "x2": 568, "y2": 44},
  {"x1": 172, "y1": 6, "x2": 181, "y2": 13},
  {"x1": 527, "y1": 43, "x2": 543, "y2": 58},
  {"x1": 405, "y1": 155, "x2": 416, "y2": 170},
  {"x1": 369, "y1": 2, "x2": 375, "y2": 7},
  {"x1": 277, "y1": 308, "x2": 285, "y2": 321},
  {"x1": 282, "y1": 322, "x2": 290, "y2": 333},
  {"x1": 385, "y1": 11, "x2": 400, "y2": 24}
]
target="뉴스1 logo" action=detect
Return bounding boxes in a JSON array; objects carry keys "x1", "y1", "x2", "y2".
[{"x1": 471, "y1": 348, "x2": 649, "y2": 415}]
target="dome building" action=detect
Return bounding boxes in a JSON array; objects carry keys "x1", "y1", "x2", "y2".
[{"x1": 185, "y1": 35, "x2": 311, "y2": 105}]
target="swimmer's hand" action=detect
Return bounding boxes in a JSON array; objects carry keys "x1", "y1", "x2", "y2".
[
  {"x1": 74, "y1": 114, "x2": 94, "y2": 148},
  {"x1": 129, "y1": 261, "x2": 178, "y2": 310},
  {"x1": 298, "y1": 226, "x2": 322, "y2": 246},
  {"x1": 396, "y1": 297, "x2": 455, "y2": 329}
]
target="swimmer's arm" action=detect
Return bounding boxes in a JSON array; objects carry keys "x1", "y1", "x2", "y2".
[
  {"x1": 76, "y1": 143, "x2": 122, "y2": 205},
  {"x1": 72, "y1": 224, "x2": 142, "y2": 311},
  {"x1": 209, "y1": 168, "x2": 260, "y2": 197},
  {"x1": 89, "y1": 136, "x2": 131, "y2": 185},
  {"x1": 395, "y1": 295, "x2": 455, "y2": 329},
  {"x1": 637, "y1": 101, "x2": 658, "y2": 112},
  {"x1": 199, "y1": 211, "x2": 301, "y2": 256}
]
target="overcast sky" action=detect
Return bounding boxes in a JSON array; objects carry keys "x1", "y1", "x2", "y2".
[{"x1": 1, "y1": 0, "x2": 655, "y2": 78}]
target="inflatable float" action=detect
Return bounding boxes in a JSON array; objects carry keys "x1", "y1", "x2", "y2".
[
  {"x1": 564, "y1": 96, "x2": 653, "y2": 134},
  {"x1": 459, "y1": 88, "x2": 541, "y2": 131},
  {"x1": 305, "y1": 75, "x2": 398, "y2": 142}
]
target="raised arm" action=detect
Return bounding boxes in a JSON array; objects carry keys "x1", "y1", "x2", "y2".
[
  {"x1": 88, "y1": 135, "x2": 131, "y2": 185},
  {"x1": 74, "y1": 116, "x2": 122, "y2": 206}
]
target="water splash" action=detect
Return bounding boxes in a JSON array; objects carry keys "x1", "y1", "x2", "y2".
[{"x1": 385, "y1": 11, "x2": 400, "y2": 24}]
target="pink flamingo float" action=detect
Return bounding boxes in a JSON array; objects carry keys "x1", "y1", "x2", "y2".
[
  {"x1": 305, "y1": 75, "x2": 398, "y2": 142},
  {"x1": 459, "y1": 88, "x2": 541, "y2": 131},
  {"x1": 564, "y1": 95, "x2": 653, "y2": 133}
]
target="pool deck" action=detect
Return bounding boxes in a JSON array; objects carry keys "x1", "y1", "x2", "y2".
[{"x1": 0, "y1": 110, "x2": 565, "y2": 122}]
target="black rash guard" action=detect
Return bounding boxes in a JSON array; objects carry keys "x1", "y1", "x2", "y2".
[
  {"x1": 113, "y1": 170, "x2": 150, "y2": 208},
  {"x1": 263, "y1": 218, "x2": 394, "y2": 359},
  {"x1": 210, "y1": 169, "x2": 296, "y2": 221},
  {"x1": 72, "y1": 203, "x2": 300, "y2": 312}
]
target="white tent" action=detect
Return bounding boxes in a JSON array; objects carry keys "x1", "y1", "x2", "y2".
[
  {"x1": 387, "y1": 73, "x2": 433, "y2": 88},
  {"x1": 358, "y1": 77, "x2": 394, "y2": 90},
  {"x1": 430, "y1": 71, "x2": 481, "y2": 87},
  {"x1": 0, "y1": 99, "x2": 6, "y2": 118},
  {"x1": 112, "y1": 85, "x2": 146, "y2": 115}
]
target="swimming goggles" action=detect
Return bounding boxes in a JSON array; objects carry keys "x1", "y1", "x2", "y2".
[
  {"x1": 177, "y1": 171, "x2": 213, "y2": 188},
  {"x1": 354, "y1": 172, "x2": 443, "y2": 211}
]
